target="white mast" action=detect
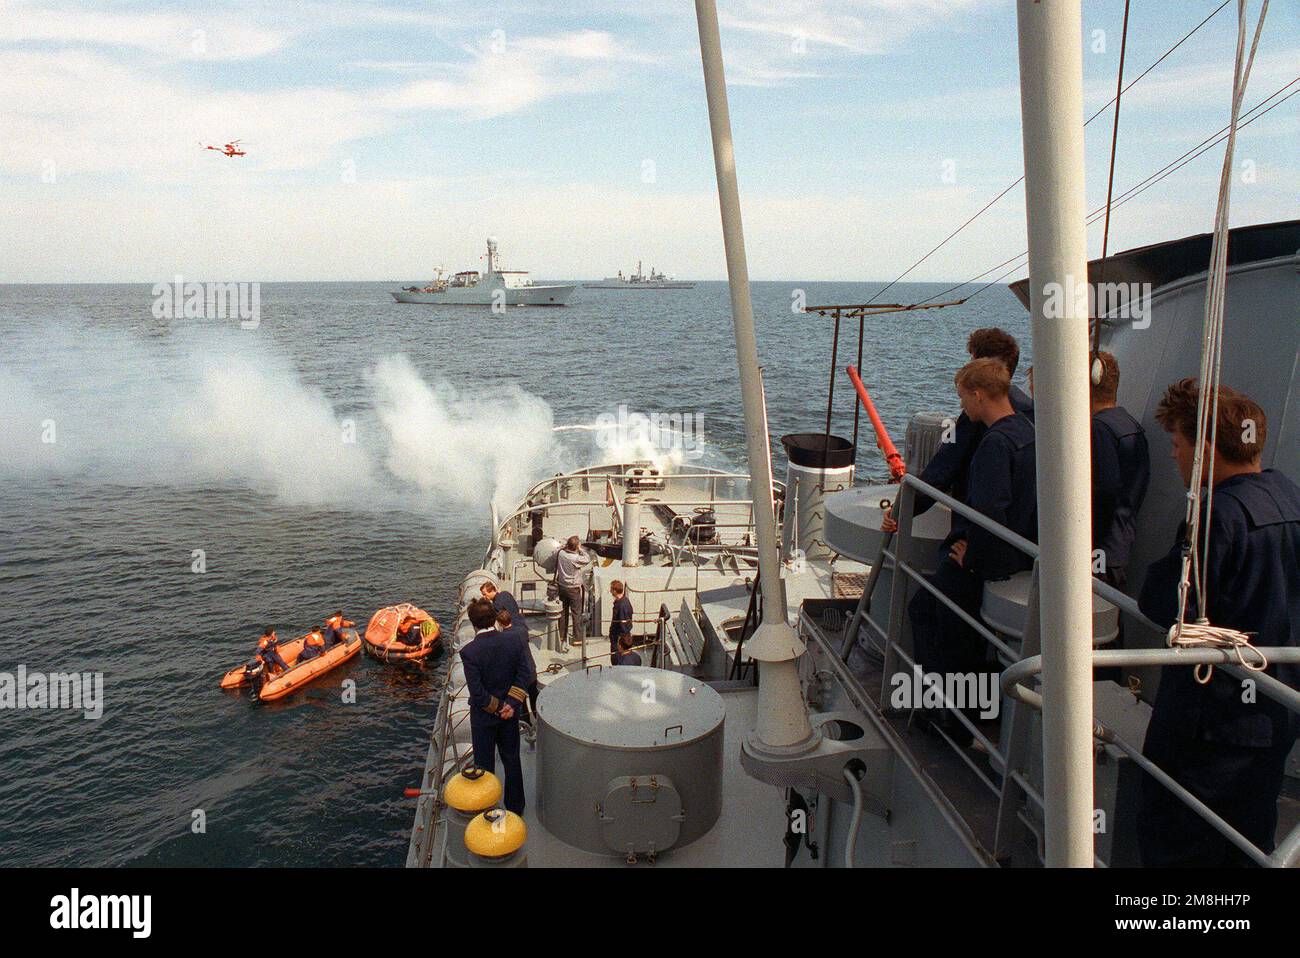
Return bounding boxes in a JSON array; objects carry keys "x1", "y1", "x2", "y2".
[
  {"x1": 1015, "y1": 0, "x2": 1095, "y2": 867},
  {"x1": 695, "y1": 0, "x2": 816, "y2": 752}
]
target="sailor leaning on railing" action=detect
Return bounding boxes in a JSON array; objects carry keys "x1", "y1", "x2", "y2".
[{"x1": 881, "y1": 325, "x2": 1298, "y2": 866}]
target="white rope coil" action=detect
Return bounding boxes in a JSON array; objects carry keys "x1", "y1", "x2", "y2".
[{"x1": 1167, "y1": 618, "x2": 1268, "y2": 684}]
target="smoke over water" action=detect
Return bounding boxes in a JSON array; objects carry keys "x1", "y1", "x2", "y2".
[
  {"x1": 0, "y1": 326, "x2": 565, "y2": 511},
  {"x1": 0, "y1": 326, "x2": 734, "y2": 514}
]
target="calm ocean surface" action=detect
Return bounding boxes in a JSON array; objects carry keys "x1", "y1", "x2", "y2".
[{"x1": 0, "y1": 279, "x2": 1029, "y2": 866}]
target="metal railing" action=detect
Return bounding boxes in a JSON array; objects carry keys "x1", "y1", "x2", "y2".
[{"x1": 851, "y1": 471, "x2": 1300, "y2": 868}]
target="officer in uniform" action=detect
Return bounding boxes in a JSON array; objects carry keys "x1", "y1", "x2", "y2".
[
  {"x1": 1089, "y1": 352, "x2": 1150, "y2": 588},
  {"x1": 914, "y1": 328, "x2": 1034, "y2": 517},
  {"x1": 461, "y1": 598, "x2": 537, "y2": 814},
  {"x1": 1137, "y1": 379, "x2": 1300, "y2": 867},
  {"x1": 907, "y1": 358, "x2": 1037, "y2": 744},
  {"x1": 496, "y1": 608, "x2": 538, "y2": 722}
]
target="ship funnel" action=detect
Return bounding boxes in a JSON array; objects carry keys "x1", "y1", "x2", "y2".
[{"x1": 779, "y1": 434, "x2": 855, "y2": 564}]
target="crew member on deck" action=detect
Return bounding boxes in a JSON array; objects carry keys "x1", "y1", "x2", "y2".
[
  {"x1": 1137, "y1": 379, "x2": 1300, "y2": 867},
  {"x1": 256, "y1": 628, "x2": 289, "y2": 675},
  {"x1": 495, "y1": 609, "x2": 540, "y2": 721},
  {"x1": 613, "y1": 633, "x2": 642, "y2": 667},
  {"x1": 555, "y1": 536, "x2": 591, "y2": 648},
  {"x1": 608, "y1": 580, "x2": 634, "y2": 661},
  {"x1": 461, "y1": 598, "x2": 536, "y2": 814},
  {"x1": 480, "y1": 581, "x2": 521, "y2": 620},
  {"x1": 911, "y1": 328, "x2": 1034, "y2": 518},
  {"x1": 906, "y1": 359, "x2": 1038, "y2": 745},
  {"x1": 1089, "y1": 352, "x2": 1150, "y2": 588}
]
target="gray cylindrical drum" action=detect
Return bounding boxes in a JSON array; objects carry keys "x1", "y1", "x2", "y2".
[
  {"x1": 536, "y1": 667, "x2": 725, "y2": 856},
  {"x1": 904, "y1": 411, "x2": 951, "y2": 476}
]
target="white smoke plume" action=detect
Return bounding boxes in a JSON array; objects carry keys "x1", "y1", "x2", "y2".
[{"x1": 0, "y1": 325, "x2": 564, "y2": 512}]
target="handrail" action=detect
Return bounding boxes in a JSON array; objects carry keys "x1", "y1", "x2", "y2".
[
  {"x1": 517, "y1": 469, "x2": 774, "y2": 505},
  {"x1": 1003, "y1": 647, "x2": 1300, "y2": 716},
  {"x1": 496, "y1": 497, "x2": 761, "y2": 532}
]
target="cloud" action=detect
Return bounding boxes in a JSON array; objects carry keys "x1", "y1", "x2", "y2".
[
  {"x1": 715, "y1": 0, "x2": 995, "y2": 83},
  {"x1": 0, "y1": 0, "x2": 287, "y2": 60},
  {"x1": 377, "y1": 30, "x2": 652, "y2": 118},
  {"x1": 0, "y1": 49, "x2": 387, "y2": 176}
]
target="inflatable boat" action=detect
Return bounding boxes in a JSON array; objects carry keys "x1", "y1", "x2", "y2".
[
  {"x1": 219, "y1": 628, "x2": 362, "y2": 701},
  {"x1": 364, "y1": 604, "x2": 442, "y2": 662}
]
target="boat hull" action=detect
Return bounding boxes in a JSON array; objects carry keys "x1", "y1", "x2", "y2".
[
  {"x1": 219, "y1": 630, "x2": 361, "y2": 700},
  {"x1": 581, "y1": 282, "x2": 695, "y2": 290},
  {"x1": 391, "y1": 284, "x2": 575, "y2": 306}
]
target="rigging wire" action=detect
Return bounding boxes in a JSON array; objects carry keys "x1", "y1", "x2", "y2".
[
  {"x1": 1172, "y1": 0, "x2": 1271, "y2": 684},
  {"x1": 864, "y1": 0, "x2": 1234, "y2": 307},
  {"x1": 909, "y1": 76, "x2": 1298, "y2": 308},
  {"x1": 1093, "y1": 0, "x2": 1133, "y2": 376}
]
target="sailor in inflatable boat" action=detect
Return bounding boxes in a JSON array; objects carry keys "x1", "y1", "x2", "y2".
[
  {"x1": 255, "y1": 628, "x2": 289, "y2": 675},
  {"x1": 299, "y1": 627, "x2": 327, "y2": 662},
  {"x1": 323, "y1": 611, "x2": 354, "y2": 648}
]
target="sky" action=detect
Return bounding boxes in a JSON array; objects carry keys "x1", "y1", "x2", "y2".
[{"x1": 0, "y1": 0, "x2": 1295, "y2": 283}]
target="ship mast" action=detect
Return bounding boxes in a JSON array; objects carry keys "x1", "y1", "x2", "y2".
[
  {"x1": 695, "y1": 0, "x2": 816, "y2": 753},
  {"x1": 1015, "y1": 0, "x2": 1094, "y2": 867}
]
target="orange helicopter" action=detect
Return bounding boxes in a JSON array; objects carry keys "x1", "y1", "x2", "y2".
[{"x1": 202, "y1": 139, "x2": 246, "y2": 158}]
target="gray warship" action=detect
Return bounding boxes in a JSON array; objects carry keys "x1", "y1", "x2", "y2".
[{"x1": 407, "y1": 2, "x2": 1299, "y2": 868}]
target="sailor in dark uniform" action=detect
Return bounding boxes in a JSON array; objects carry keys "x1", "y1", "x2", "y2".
[
  {"x1": 612, "y1": 633, "x2": 642, "y2": 667},
  {"x1": 495, "y1": 609, "x2": 540, "y2": 723},
  {"x1": 480, "y1": 581, "x2": 521, "y2": 620},
  {"x1": 608, "y1": 579, "x2": 634, "y2": 661},
  {"x1": 908, "y1": 358, "x2": 1037, "y2": 744},
  {"x1": 1088, "y1": 352, "x2": 1150, "y2": 588},
  {"x1": 1137, "y1": 379, "x2": 1300, "y2": 867},
  {"x1": 914, "y1": 328, "x2": 1034, "y2": 517},
  {"x1": 461, "y1": 598, "x2": 536, "y2": 814}
]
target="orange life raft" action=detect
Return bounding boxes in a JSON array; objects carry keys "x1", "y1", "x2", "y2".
[
  {"x1": 219, "y1": 628, "x2": 361, "y2": 701},
  {"x1": 364, "y1": 604, "x2": 441, "y2": 662}
]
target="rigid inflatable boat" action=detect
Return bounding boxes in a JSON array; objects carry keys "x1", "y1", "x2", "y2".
[{"x1": 219, "y1": 629, "x2": 361, "y2": 701}]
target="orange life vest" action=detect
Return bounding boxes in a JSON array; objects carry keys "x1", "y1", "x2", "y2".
[{"x1": 306, "y1": 631, "x2": 325, "y2": 649}]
